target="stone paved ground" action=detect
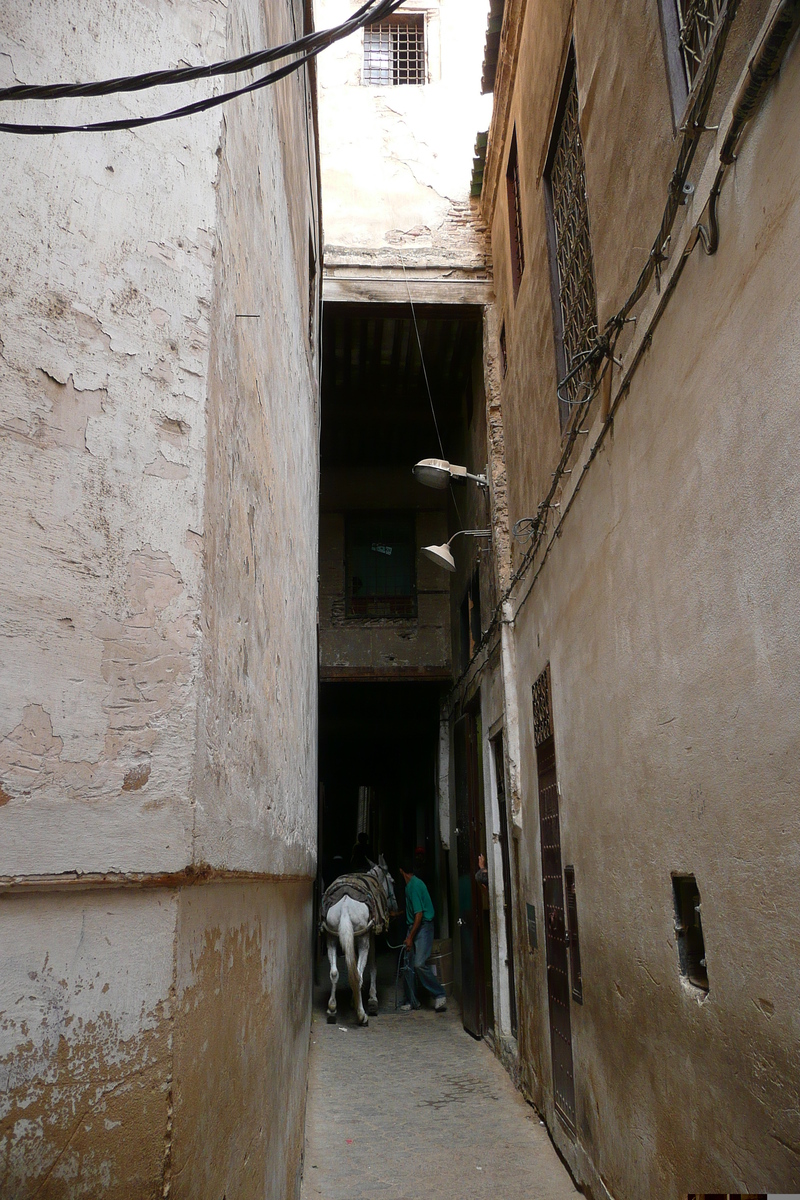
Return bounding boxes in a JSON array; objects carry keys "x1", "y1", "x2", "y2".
[{"x1": 300, "y1": 954, "x2": 580, "y2": 1200}]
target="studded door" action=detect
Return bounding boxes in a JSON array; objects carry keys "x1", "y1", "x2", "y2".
[{"x1": 533, "y1": 667, "x2": 576, "y2": 1133}]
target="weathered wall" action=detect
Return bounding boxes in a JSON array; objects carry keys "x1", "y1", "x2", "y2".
[
  {"x1": 0, "y1": 0, "x2": 222, "y2": 875},
  {"x1": 0, "y1": 888, "x2": 176, "y2": 1197},
  {"x1": 172, "y1": 881, "x2": 313, "y2": 1200},
  {"x1": 477, "y1": 0, "x2": 800, "y2": 1195},
  {"x1": 0, "y1": 0, "x2": 319, "y2": 1193},
  {"x1": 0, "y1": 879, "x2": 312, "y2": 1198},
  {"x1": 194, "y1": 0, "x2": 319, "y2": 877},
  {"x1": 315, "y1": 0, "x2": 492, "y2": 257}
]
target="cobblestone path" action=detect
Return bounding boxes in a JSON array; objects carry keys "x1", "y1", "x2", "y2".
[{"x1": 300, "y1": 960, "x2": 580, "y2": 1200}]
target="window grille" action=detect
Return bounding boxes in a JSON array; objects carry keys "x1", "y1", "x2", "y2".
[
  {"x1": 675, "y1": 0, "x2": 724, "y2": 89},
  {"x1": 544, "y1": 51, "x2": 598, "y2": 427},
  {"x1": 345, "y1": 515, "x2": 416, "y2": 618},
  {"x1": 532, "y1": 665, "x2": 552, "y2": 747},
  {"x1": 506, "y1": 131, "x2": 524, "y2": 300},
  {"x1": 363, "y1": 16, "x2": 425, "y2": 86}
]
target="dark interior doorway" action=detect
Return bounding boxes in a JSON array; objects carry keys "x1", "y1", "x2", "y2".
[{"x1": 318, "y1": 681, "x2": 446, "y2": 932}]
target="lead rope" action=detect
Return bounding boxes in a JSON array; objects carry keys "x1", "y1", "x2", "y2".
[{"x1": 394, "y1": 944, "x2": 411, "y2": 1011}]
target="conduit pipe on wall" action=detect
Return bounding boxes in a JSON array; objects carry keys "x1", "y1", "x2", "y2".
[
  {"x1": 696, "y1": 0, "x2": 800, "y2": 254},
  {"x1": 500, "y1": 600, "x2": 523, "y2": 832}
]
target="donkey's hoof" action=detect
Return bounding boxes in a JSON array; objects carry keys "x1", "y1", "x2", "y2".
[
  {"x1": 358, "y1": 1015, "x2": 369, "y2": 1027},
  {"x1": 367, "y1": 999, "x2": 379, "y2": 1016},
  {"x1": 326, "y1": 1011, "x2": 336, "y2": 1024}
]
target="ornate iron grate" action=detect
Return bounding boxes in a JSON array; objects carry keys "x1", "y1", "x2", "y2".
[
  {"x1": 532, "y1": 665, "x2": 553, "y2": 748},
  {"x1": 675, "y1": 0, "x2": 724, "y2": 89},
  {"x1": 547, "y1": 60, "x2": 598, "y2": 418},
  {"x1": 363, "y1": 17, "x2": 426, "y2": 86}
]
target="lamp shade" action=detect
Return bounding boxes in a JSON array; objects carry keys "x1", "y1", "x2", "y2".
[
  {"x1": 412, "y1": 458, "x2": 451, "y2": 490},
  {"x1": 421, "y1": 542, "x2": 456, "y2": 572}
]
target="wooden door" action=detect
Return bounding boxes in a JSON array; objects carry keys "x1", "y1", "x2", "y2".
[{"x1": 533, "y1": 666, "x2": 576, "y2": 1133}]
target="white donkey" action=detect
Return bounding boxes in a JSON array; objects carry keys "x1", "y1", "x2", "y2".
[{"x1": 320, "y1": 857, "x2": 397, "y2": 1026}]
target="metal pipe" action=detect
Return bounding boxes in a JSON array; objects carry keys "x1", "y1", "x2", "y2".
[
  {"x1": 697, "y1": 0, "x2": 800, "y2": 255},
  {"x1": 721, "y1": 0, "x2": 800, "y2": 165}
]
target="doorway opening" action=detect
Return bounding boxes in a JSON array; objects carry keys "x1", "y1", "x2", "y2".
[{"x1": 318, "y1": 681, "x2": 447, "y2": 933}]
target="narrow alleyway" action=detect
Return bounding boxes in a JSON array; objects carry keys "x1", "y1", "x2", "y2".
[{"x1": 300, "y1": 957, "x2": 579, "y2": 1200}]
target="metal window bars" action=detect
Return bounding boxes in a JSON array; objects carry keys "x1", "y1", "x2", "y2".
[
  {"x1": 532, "y1": 665, "x2": 553, "y2": 748},
  {"x1": 363, "y1": 17, "x2": 425, "y2": 86},
  {"x1": 548, "y1": 68, "x2": 598, "y2": 415},
  {"x1": 506, "y1": 135, "x2": 525, "y2": 298},
  {"x1": 676, "y1": 0, "x2": 724, "y2": 89}
]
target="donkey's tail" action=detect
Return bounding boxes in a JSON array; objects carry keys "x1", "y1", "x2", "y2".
[{"x1": 338, "y1": 902, "x2": 361, "y2": 1000}]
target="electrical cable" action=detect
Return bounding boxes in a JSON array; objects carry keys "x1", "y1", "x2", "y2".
[
  {"x1": 399, "y1": 255, "x2": 445, "y2": 460},
  {"x1": 0, "y1": 0, "x2": 394, "y2": 101},
  {"x1": 398, "y1": 252, "x2": 467, "y2": 530},
  {"x1": 0, "y1": 0, "x2": 407, "y2": 135}
]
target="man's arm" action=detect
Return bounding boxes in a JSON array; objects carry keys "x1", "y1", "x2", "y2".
[{"x1": 404, "y1": 910, "x2": 423, "y2": 950}]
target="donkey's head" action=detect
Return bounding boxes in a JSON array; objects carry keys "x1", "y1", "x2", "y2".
[{"x1": 377, "y1": 854, "x2": 397, "y2": 911}]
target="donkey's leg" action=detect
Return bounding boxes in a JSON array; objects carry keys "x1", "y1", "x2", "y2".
[
  {"x1": 366, "y1": 932, "x2": 379, "y2": 1015},
  {"x1": 326, "y1": 935, "x2": 339, "y2": 1023},
  {"x1": 354, "y1": 934, "x2": 370, "y2": 1026}
]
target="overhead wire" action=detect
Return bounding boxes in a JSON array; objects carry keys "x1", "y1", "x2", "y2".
[
  {"x1": 0, "y1": 0, "x2": 407, "y2": 135},
  {"x1": 398, "y1": 253, "x2": 467, "y2": 531}
]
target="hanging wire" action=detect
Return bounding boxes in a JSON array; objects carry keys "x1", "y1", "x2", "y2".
[
  {"x1": 0, "y1": 0, "x2": 407, "y2": 135},
  {"x1": 398, "y1": 253, "x2": 467, "y2": 529},
  {"x1": 398, "y1": 255, "x2": 445, "y2": 459}
]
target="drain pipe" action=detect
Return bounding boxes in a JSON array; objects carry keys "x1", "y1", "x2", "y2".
[
  {"x1": 698, "y1": 0, "x2": 800, "y2": 254},
  {"x1": 500, "y1": 599, "x2": 523, "y2": 833}
]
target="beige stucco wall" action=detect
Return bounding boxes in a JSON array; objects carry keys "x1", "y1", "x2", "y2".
[
  {"x1": 0, "y1": 0, "x2": 319, "y2": 1193},
  {"x1": 478, "y1": 0, "x2": 800, "y2": 1195}
]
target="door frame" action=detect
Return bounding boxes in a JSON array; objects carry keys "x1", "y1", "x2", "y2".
[
  {"x1": 486, "y1": 727, "x2": 518, "y2": 1039},
  {"x1": 453, "y1": 702, "x2": 490, "y2": 1037}
]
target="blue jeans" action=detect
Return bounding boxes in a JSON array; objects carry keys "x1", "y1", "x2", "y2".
[{"x1": 403, "y1": 920, "x2": 446, "y2": 1006}]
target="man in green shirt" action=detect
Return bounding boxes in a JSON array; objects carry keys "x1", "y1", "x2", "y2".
[{"x1": 398, "y1": 856, "x2": 447, "y2": 1012}]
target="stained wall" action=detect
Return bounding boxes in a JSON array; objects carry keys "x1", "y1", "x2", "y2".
[
  {"x1": 477, "y1": 0, "x2": 800, "y2": 1195},
  {"x1": 0, "y1": 0, "x2": 320, "y2": 1193},
  {"x1": 314, "y1": 0, "x2": 492, "y2": 259}
]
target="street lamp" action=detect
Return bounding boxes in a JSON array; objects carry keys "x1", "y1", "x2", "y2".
[
  {"x1": 412, "y1": 458, "x2": 488, "y2": 490},
  {"x1": 421, "y1": 529, "x2": 491, "y2": 572}
]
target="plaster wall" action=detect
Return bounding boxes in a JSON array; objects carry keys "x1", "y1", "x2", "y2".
[
  {"x1": 0, "y1": 0, "x2": 320, "y2": 1192},
  {"x1": 480, "y1": 0, "x2": 800, "y2": 1194},
  {"x1": 314, "y1": 0, "x2": 492, "y2": 259},
  {"x1": 0, "y1": 879, "x2": 312, "y2": 1198}
]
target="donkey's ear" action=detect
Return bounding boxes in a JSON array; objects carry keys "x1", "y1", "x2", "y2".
[{"x1": 379, "y1": 854, "x2": 387, "y2": 868}]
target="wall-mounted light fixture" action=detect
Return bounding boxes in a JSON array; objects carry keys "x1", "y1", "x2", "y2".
[
  {"x1": 412, "y1": 458, "x2": 489, "y2": 490},
  {"x1": 421, "y1": 529, "x2": 491, "y2": 573}
]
